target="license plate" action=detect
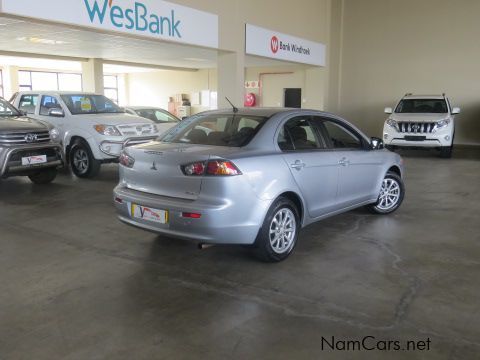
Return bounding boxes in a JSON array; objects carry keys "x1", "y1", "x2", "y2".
[
  {"x1": 404, "y1": 136, "x2": 426, "y2": 141},
  {"x1": 130, "y1": 204, "x2": 168, "y2": 224},
  {"x1": 22, "y1": 155, "x2": 47, "y2": 166}
]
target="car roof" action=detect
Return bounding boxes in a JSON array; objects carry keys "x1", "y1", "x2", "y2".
[
  {"x1": 194, "y1": 107, "x2": 301, "y2": 118},
  {"x1": 403, "y1": 94, "x2": 446, "y2": 100}
]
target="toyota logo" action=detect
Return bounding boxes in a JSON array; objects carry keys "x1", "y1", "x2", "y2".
[
  {"x1": 412, "y1": 124, "x2": 420, "y2": 131},
  {"x1": 24, "y1": 133, "x2": 38, "y2": 143},
  {"x1": 271, "y1": 36, "x2": 279, "y2": 54}
]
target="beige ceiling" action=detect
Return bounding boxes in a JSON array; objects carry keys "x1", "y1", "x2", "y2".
[{"x1": 0, "y1": 15, "x2": 298, "y2": 70}]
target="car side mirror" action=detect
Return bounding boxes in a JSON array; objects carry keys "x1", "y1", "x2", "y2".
[
  {"x1": 384, "y1": 107, "x2": 393, "y2": 114},
  {"x1": 371, "y1": 137, "x2": 384, "y2": 150},
  {"x1": 49, "y1": 108, "x2": 65, "y2": 117},
  {"x1": 451, "y1": 107, "x2": 460, "y2": 115}
]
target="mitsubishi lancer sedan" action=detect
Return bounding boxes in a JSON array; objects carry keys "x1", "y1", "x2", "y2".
[{"x1": 114, "y1": 108, "x2": 405, "y2": 262}]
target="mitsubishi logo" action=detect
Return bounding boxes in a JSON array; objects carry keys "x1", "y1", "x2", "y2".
[{"x1": 24, "y1": 133, "x2": 38, "y2": 143}]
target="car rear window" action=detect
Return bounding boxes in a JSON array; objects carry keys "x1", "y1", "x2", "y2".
[
  {"x1": 160, "y1": 114, "x2": 268, "y2": 147},
  {"x1": 395, "y1": 99, "x2": 448, "y2": 113}
]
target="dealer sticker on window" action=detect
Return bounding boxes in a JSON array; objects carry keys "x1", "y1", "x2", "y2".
[
  {"x1": 22, "y1": 155, "x2": 47, "y2": 166},
  {"x1": 130, "y1": 203, "x2": 168, "y2": 224},
  {"x1": 80, "y1": 97, "x2": 92, "y2": 111}
]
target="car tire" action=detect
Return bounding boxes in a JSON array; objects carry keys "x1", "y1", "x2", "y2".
[
  {"x1": 439, "y1": 145, "x2": 453, "y2": 158},
  {"x1": 69, "y1": 139, "x2": 101, "y2": 178},
  {"x1": 367, "y1": 171, "x2": 405, "y2": 215},
  {"x1": 28, "y1": 168, "x2": 57, "y2": 184},
  {"x1": 253, "y1": 197, "x2": 300, "y2": 262}
]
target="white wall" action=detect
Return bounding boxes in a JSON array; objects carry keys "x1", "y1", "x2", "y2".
[
  {"x1": 331, "y1": 0, "x2": 480, "y2": 145},
  {"x1": 126, "y1": 69, "x2": 217, "y2": 114}
]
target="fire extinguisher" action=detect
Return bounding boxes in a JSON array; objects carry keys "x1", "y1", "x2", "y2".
[{"x1": 244, "y1": 93, "x2": 256, "y2": 107}]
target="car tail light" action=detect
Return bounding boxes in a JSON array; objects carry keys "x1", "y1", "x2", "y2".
[
  {"x1": 183, "y1": 162, "x2": 206, "y2": 176},
  {"x1": 206, "y1": 161, "x2": 241, "y2": 176},
  {"x1": 119, "y1": 152, "x2": 135, "y2": 168},
  {"x1": 181, "y1": 160, "x2": 241, "y2": 176}
]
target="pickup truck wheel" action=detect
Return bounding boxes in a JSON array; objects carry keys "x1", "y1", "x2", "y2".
[
  {"x1": 368, "y1": 172, "x2": 405, "y2": 215},
  {"x1": 28, "y1": 168, "x2": 57, "y2": 184},
  {"x1": 253, "y1": 197, "x2": 299, "y2": 262},
  {"x1": 439, "y1": 145, "x2": 453, "y2": 158},
  {"x1": 70, "y1": 140, "x2": 101, "y2": 178}
]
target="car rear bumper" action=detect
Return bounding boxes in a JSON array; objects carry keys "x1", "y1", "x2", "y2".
[
  {"x1": 0, "y1": 143, "x2": 63, "y2": 178},
  {"x1": 113, "y1": 185, "x2": 267, "y2": 245}
]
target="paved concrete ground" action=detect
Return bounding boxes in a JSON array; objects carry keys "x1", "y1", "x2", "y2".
[{"x1": 1, "y1": 147, "x2": 479, "y2": 359}]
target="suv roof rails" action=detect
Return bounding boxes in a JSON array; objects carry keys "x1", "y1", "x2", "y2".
[{"x1": 404, "y1": 93, "x2": 413, "y2": 97}]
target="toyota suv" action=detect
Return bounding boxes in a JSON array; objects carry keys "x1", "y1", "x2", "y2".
[
  {"x1": 383, "y1": 94, "x2": 460, "y2": 158},
  {"x1": 0, "y1": 97, "x2": 63, "y2": 184},
  {"x1": 11, "y1": 92, "x2": 159, "y2": 178}
]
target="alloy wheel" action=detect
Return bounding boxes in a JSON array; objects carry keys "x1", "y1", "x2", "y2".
[
  {"x1": 377, "y1": 178, "x2": 401, "y2": 211},
  {"x1": 269, "y1": 208, "x2": 296, "y2": 254}
]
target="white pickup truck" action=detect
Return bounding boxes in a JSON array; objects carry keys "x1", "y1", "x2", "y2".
[{"x1": 11, "y1": 91, "x2": 159, "y2": 178}]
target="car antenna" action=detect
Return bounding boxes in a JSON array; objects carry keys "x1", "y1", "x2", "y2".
[{"x1": 225, "y1": 97, "x2": 239, "y2": 113}]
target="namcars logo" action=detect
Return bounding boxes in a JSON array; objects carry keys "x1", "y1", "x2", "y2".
[
  {"x1": 271, "y1": 36, "x2": 279, "y2": 54},
  {"x1": 83, "y1": 0, "x2": 182, "y2": 39}
]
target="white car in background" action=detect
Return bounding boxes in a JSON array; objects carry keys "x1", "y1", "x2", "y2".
[
  {"x1": 11, "y1": 92, "x2": 159, "y2": 178},
  {"x1": 383, "y1": 94, "x2": 460, "y2": 158},
  {"x1": 125, "y1": 106, "x2": 180, "y2": 134}
]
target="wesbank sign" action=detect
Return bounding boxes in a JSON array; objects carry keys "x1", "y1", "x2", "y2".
[
  {"x1": 83, "y1": 0, "x2": 181, "y2": 38},
  {"x1": 246, "y1": 24, "x2": 325, "y2": 67},
  {"x1": 1, "y1": 0, "x2": 219, "y2": 48}
]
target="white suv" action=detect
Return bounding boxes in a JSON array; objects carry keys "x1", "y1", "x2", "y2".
[
  {"x1": 383, "y1": 94, "x2": 460, "y2": 158},
  {"x1": 11, "y1": 92, "x2": 159, "y2": 177}
]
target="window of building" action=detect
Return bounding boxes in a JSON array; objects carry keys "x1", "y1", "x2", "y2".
[
  {"x1": 104, "y1": 75, "x2": 119, "y2": 103},
  {"x1": 18, "y1": 70, "x2": 82, "y2": 92}
]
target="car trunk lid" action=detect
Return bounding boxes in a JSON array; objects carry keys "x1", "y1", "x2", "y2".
[{"x1": 122, "y1": 141, "x2": 239, "y2": 200}]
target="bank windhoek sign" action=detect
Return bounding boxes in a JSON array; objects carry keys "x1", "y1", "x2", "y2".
[
  {"x1": 246, "y1": 24, "x2": 325, "y2": 67},
  {"x1": 1, "y1": 0, "x2": 219, "y2": 48}
]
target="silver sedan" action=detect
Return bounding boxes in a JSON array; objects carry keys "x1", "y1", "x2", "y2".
[{"x1": 114, "y1": 108, "x2": 405, "y2": 262}]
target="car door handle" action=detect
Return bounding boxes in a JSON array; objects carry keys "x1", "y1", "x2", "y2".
[
  {"x1": 290, "y1": 160, "x2": 306, "y2": 170},
  {"x1": 338, "y1": 157, "x2": 350, "y2": 166}
]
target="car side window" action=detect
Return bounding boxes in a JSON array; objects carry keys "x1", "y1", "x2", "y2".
[
  {"x1": 39, "y1": 96, "x2": 61, "y2": 116},
  {"x1": 18, "y1": 94, "x2": 38, "y2": 114},
  {"x1": 155, "y1": 111, "x2": 178, "y2": 123},
  {"x1": 278, "y1": 117, "x2": 323, "y2": 151},
  {"x1": 322, "y1": 120, "x2": 363, "y2": 149}
]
